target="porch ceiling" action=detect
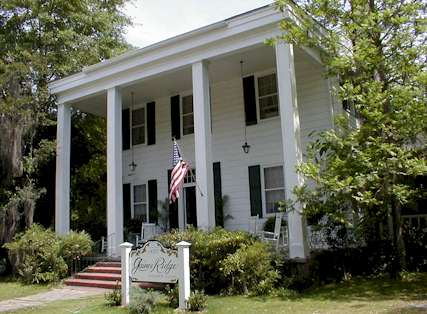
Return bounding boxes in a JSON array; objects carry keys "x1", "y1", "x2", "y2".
[{"x1": 71, "y1": 45, "x2": 311, "y2": 117}]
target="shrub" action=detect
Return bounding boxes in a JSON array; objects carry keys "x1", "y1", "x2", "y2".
[
  {"x1": 263, "y1": 216, "x2": 287, "y2": 232},
  {"x1": 104, "y1": 281, "x2": 121, "y2": 306},
  {"x1": 165, "y1": 284, "x2": 179, "y2": 308},
  {"x1": 157, "y1": 227, "x2": 255, "y2": 294},
  {"x1": 221, "y1": 242, "x2": 279, "y2": 295},
  {"x1": 59, "y1": 230, "x2": 93, "y2": 266},
  {"x1": 187, "y1": 290, "x2": 208, "y2": 312},
  {"x1": 3, "y1": 224, "x2": 67, "y2": 283},
  {"x1": 129, "y1": 288, "x2": 161, "y2": 314}
]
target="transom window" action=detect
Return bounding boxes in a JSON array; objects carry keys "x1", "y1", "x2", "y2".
[
  {"x1": 257, "y1": 73, "x2": 279, "y2": 120},
  {"x1": 264, "y1": 166, "x2": 285, "y2": 214},
  {"x1": 183, "y1": 169, "x2": 196, "y2": 184},
  {"x1": 132, "y1": 107, "x2": 146, "y2": 145},
  {"x1": 133, "y1": 184, "x2": 148, "y2": 221},
  {"x1": 182, "y1": 95, "x2": 194, "y2": 135}
]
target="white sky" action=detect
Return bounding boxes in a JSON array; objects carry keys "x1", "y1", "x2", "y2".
[{"x1": 124, "y1": 0, "x2": 274, "y2": 48}]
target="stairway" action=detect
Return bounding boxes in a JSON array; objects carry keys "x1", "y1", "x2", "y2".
[{"x1": 65, "y1": 261, "x2": 121, "y2": 289}]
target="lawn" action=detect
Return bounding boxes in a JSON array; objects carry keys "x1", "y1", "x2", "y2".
[
  {"x1": 3, "y1": 273, "x2": 427, "y2": 314},
  {"x1": 0, "y1": 277, "x2": 53, "y2": 301}
]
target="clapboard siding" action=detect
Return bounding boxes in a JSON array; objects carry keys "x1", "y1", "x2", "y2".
[{"x1": 123, "y1": 60, "x2": 333, "y2": 231}]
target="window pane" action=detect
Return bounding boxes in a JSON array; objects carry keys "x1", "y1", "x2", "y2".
[
  {"x1": 259, "y1": 95, "x2": 279, "y2": 119},
  {"x1": 133, "y1": 184, "x2": 146, "y2": 203},
  {"x1": 258, "y1": 74, "x2": 277, "y2": 97},
  {"x1": 183, "y1": 114, "x2": 194, "y2": 135},
  {"x1": 132, "y1": 108, "x2": 145, "y2": 126},
  {"x1": 182, "y1": 95, "x2": 193, "y2": 114},
  {"x1": 132, "y1": 126, "x2": 145, "y2": 145},
  {"x1": 264, "y1": 166, "x2": 284, "y2": 189},
  {"x1": 266, "y1": 190, "x2": 285, "y2": 214},
  {"x1": 134, "y1": 204, "x2": 147, "y2": 221}
]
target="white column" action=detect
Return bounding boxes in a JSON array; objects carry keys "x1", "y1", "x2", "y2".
[
  {"x1": 55, "y1": 103, "x2": 71, "y2": 235},
  {"x1": 192, "y1": 61, "x2": 215, "y2": 230},
  {"x1": 120, "y1": 242, "x2": 133, "y2": 306},
  {"x1": 177, "y1": 241, "x2": 191, "y2": 310},
  {"x1": 276, "y1": 42, "x2": 309, "y2": 259},
  {"x1": 107, "y1": 87, "x2": 124, "y2": 256}
]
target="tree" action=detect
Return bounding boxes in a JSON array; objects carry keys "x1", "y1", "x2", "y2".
[
  {"x1": 0, "y1": 0, "x2": 131, "y2": 246},
  {"x1": 274, "y1": 0, "x2": 427, "y2": 269}
]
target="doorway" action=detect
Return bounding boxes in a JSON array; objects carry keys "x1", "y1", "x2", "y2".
[{"x1": 184, "y1": 186, "x2": 197, "y2": 228}]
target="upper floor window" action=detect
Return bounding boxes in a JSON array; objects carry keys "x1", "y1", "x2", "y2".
[
  {"x1": 133, "y1": 184, "x2": 148, "y2": 221},
  {"x1": 264, "y1": 166, "x2": 285, "y2": 214},
  {"x1": 257, "y1": 73, "x2": 279, "y2": 120},
  {"x1": 182, "y1": 94, "x2": 194, "y2": 135},
  {"x1": 132, "y1": 107, "x2": 146, "y2": 145}
]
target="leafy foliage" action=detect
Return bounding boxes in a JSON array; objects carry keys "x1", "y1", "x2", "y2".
[
  {"x1": 104, "y1": 282, "x2": 121, "y2": 306},
  {"x1": 59, "y1": 230, "x2": 93, "y2": 267},
  {"x1": 157, "y1": 228, "x2": 255, "y2": 294},
  {"x1": 128, "y1": 288, "x2": 161, "y2": 314},
  {"x1": 274, "y1": 0, "x2": 427, "y2": 269},
  {"x1": 221, "y1": 242, "x2": 279, "y2": 295},
  {"x1": 187, "y1": 290, "x2": 208, "y2": 312}
]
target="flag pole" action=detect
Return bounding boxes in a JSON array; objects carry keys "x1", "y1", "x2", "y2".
[{"x1": 172, "y1": 138, "x2": 204, "y2": 197}]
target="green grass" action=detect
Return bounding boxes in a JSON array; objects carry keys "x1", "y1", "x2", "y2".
[
  {"x1": 3, "y1": 273, "x2": 427, "y2": 314},
  {"x1": 0, "y1": 277, "x2": 53, "y2": 301}
]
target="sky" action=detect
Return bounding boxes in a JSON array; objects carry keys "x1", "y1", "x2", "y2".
[{"x1": 124, "y1": 0, "x2": 274, "y2": 48}]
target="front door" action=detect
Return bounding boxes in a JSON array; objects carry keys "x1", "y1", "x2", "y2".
[{"x1": 184, "y1": 186, "x2": 197, "y2": 228}]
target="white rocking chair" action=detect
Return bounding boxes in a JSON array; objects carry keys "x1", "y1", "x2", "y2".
[
  {"x1": 248, "y1": 214, "x2": 260, "y2": 236},
  {"x1": 260, "y1": 212, "x2": 284, "y2": 250},
  {"x1": 136, "y1": 223, "x2": 157, "y2": 246}
]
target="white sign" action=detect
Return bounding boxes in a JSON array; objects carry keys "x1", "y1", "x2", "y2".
[{"x1": 129, "y1": 240, "x2": 178, "y2": 283}]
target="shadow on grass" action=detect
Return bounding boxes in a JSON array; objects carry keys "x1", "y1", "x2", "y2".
[{"x1": 282, "y1": 273, "x2": 427, "y2": 303}]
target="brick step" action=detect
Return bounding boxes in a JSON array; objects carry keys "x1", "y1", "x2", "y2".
[
  {"x1": 75, "y1": 272, "x2": 121, "y2": 281},
  {"x1": 64, "y1": 278, "x2": 120, "y2": 289},
  {"x1": 86, "y1": 266, "x2": 121, "y2": 274},
  {"x1": 95, "y1": 261, "x2": 121, "y2": 268}
]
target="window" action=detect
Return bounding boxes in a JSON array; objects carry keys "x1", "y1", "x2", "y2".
[
  {"x1": 264, "y1": 166, "x2": 285, "y2": 214},
  {"x1": 132, "y1": 107, "x2": 145, "y2": 145},
  {"x1": 182, "y1": 95, "x2": 194, "y2": 135},
  {"x1": 184, "y1": 169, "x2": 196, "y2": 184},
  {"x1": 133, "y1": 184, "x2": 148, "y2": 221},
  {"x1": 257, "y1": 73, "x2": 279, "y2": 120}
]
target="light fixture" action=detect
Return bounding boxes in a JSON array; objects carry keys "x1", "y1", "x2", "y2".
[
  {"x1": 129, "y1": 92, "x2": 138, "y2": 173},
  {"x1": 240, "y1": 60, "x2": 251, "y2": 154}
]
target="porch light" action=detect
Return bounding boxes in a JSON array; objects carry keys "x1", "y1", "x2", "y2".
[
  {"x1": 240, "y1": 60, "x2": 250, "y2": 154},
  {"x1": 129, "y1": 92, "x2": 138, "y2": 173}
]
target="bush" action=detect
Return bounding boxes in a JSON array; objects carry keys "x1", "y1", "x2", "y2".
[
  {"x1": 165, "y1": 284, "x2": 179, "y2": 308},
  {"x1": 104, "y1": 281, "x2": 121, "y2": 306},
  {"x1": 187, "y1": 290, "x2": 208, "y2": 312},
  {"x1": 3, "y1": 224, "x2": 67, "y2": 283},
  {"x1": 59, "y1": 230, "x2": 93, "y2": 266},
  {"x1": 157, "y1": 227, "x2": 255, "y2": 294},
  {"x1": 129, "y1": 288, "x2": 161, "y2": 314},
  {"x1": 263, "y1": 216, "x2": 287, "y2": 232},
  {"x1": 221, "y1": 242, "x2": 279, "y2": 295}
]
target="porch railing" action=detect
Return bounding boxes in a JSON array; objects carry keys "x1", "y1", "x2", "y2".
[{"x1": 402, "y1": 214, "x2": 427, "y2": 230}]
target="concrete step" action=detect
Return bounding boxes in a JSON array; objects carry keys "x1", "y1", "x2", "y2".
[
  {"x1": 75, "y1": 272, "x2": 121, "y2": 281},
  {"x1": 95, "y1": 261, "x2": 121, "y2": 268},
  {"x1": 86, "y1": 266, "x2": 121, "y2": 274},
  {"x1": 64, "y1": 278, "x2": 120, "y2": 289}
]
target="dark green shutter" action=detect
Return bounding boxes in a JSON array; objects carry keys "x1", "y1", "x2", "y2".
[
  {"x1": 147, "y1": 101, "x2": 156, "y2": 145},
  {"x1": 213, "y1": 162, "x2": 223, "y2": 227},
  {"x1": 248, "y1": 165, "x2": 263, "y2": 218},
  {"x1": 168, "y1": 169, "x2": 179, "y2": 229},
  {"x1": 243, "y1": 76, "x2": 257, "y2": 126},
  {"x1": 123, "y1": 183, "x2": 131, "y2": 226},
  {"x1": 122, "y1": 109, "x2": 130, "y2": 150},
  {"x1": 148, "y1": 180, "x2": 158, "y2": 223},
  {"x1": 170, "y1": 95, "x2": 180, "y2": 140}
]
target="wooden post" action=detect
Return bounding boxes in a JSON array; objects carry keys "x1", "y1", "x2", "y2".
[
  {"x1": 177, "y1": 241, "x2": 191, "y2": 310},
  {"x1": 120, "y1": 242, "x2": 133, "y2": 306}
]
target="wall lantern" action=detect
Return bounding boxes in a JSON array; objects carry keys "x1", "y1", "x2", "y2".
[
  {"x1": 129, "y1": 92, "x2": 138, "y2": 173},
  {"x1": 240, "y1": 60, "x2": 251, "y2": 154}
]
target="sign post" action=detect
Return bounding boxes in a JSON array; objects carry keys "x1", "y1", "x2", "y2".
[{"x1": 121, "y1": 240, "x2": 191, "y2": 309}]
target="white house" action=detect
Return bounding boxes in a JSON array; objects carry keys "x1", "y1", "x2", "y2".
[{"x1": 49, "y1": 4, "x2": 340, "y2": 259}]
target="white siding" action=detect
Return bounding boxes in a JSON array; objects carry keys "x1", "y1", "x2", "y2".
[{"x1": 123, "y1": 60, "x2": 333, "y2": 231}]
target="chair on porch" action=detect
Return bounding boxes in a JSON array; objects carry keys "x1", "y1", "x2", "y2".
[
  {"x1": 260, "y1": 212, "x2": 284, "y2": 250},
  {"x1": 136, "y1": 223, "x2": 158, "y2": 246},
  {"x1": 248, "y1": 214, "x2": 260, "y2": 236}
]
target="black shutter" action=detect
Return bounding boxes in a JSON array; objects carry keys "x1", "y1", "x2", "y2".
[
  {"x1": 147, "y1": 101, "x2": 156, "y2": 145},
  {"x1": 168, "y1": 169, "x2": 179, "y2": 229},
  {"x1": 243, "y1": 76, "x2": 257, "y2": 126},
  {"x1": 248, "y1": 165, "x2": 263, "y2": 218},
  {"x1": 148, "y1": 180, "x2": 158, "y2": 223},
  {"x1": 122, "y1": 108, "x2": 130, "y2": 150},
  {"x1": 170, "y1": 95, "x2": 180, "y2": 140},
  {"x1": 213, "y1": 162, "x2": 223, "y2": 227},
  {"x1": 123, "y1": 183, "x2": 131, "y2": 226}
]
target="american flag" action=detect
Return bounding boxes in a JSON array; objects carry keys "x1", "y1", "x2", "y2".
[{"x1": 169, "y1": 140, "x2": 189, "y2": 203}]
